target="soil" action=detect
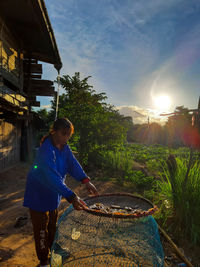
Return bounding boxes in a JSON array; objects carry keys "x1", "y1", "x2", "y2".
[{"x1": 0, "y1": 163, "x2": 197, "y2": 267}]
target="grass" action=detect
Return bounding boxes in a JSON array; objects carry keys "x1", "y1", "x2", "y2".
[
  {"x1": 89, "y1": 142, "x2": 200, "y2": 245},
  {"x1": 156, "y1": 155, "x2": 200, "y2": 244}
]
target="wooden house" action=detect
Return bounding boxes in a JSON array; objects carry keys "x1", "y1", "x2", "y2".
[{"x1": 0, "y1": 0, "x2": 62, "y2": 171}]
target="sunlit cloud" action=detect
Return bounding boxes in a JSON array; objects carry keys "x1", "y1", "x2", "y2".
[
  {"x1": 116, "y1": 105, "x2": 167, "y2": 125},
  {"x1": 41, "y1": 105, "x2": 51, "y2": 109}
]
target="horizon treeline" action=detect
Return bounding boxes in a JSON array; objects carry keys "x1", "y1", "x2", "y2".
[
  {"x1": 128, "y1": 106, "x2": 199, "y2": 148},
  {"x1": 35, "y1": 72, "x2": 199, "y2": 154}
]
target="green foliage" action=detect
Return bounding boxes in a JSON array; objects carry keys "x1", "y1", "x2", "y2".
[
  {"x1": 33, "y1": 109, "x2": 49, "y2": 146},
  {"x1": 127, "y1": 143, "x2": 171, "y2": 163},
  {"x1": 36, "y1": 108, "x2": 53, "y2": 129},
  {"x1": 90, "y1": 149, "x2": 133, "y2": 183},
  {"x1": 157, "y1": 157, "x2": 200, "y2": 244},
  {"x1": 89, "y1": 147, "x2": 155, "y2": 190},
  {"x1": 36, "y1": 108, "x2": 49, "y2": 122},
  {"x1": 146, "y1": 159, "x2": 163, "y2": 172},
  {"x1": 112, "y1": 143, "x2": 200, "y2": 245},
  {"x1": 125, "y1": 170, "x2": 154, "y2": 190},
  {"x1": 51, "y1": 72, "x2": 131, "y2": 165}
]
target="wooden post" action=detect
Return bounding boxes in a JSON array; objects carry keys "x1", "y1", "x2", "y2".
[{"x1": 159, "y1": 225, "x2": 194, "y2": 267}]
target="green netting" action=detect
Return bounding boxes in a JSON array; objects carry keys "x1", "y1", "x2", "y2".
[{"x1": 50, "y1": 195, "x2": 164, "y2": 267}]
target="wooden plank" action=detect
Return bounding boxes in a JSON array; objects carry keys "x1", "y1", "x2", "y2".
[
  {"x1": 0, "y1": 120, "x2": 21, "y2": 170},
  {"x1": 30, "y1": 79, "x2": 54, "y2": 85},
  {"x1": 159, "y1": 226, "x2": 194, "y2": 267},
  {"x1": 29, "y1": 92, "x2": 55, "y2": 97},
  {"x1": 31, "y1": 74, "x2": 42, "y2": 79},
  {"x1": 23, "y1": 59, "x2": 38, "y2": 64},
  {"x1": 17, "y1": 114, "x2": 33, "y2": 120},
  {"x1": 0, "y1": 86, "x2": 28, "y2": 111},
  {"x1": 29, "y1": 85, "x2": 55, "y2": 92},
  {"x1": 27, "y1": 96, "x2": 36, "y2": 101},
  {"x1": 30, "y1": 64, "x2": 42, "y2": 74},
  {"x1": 29, "y1": 88, "x2": 56, "y2": 96},
  {"x1": 23, "y1": 64, "x2": 42, "y2": 74},
  {"x1": 24, "y1": 74, "x2": 42, "y2": 79},
  {"x1": 26, "y1": 79, "x2": 54, "y2": 87},
  {"x1": 24, "y1": 82, "x2": 54, "y2": 90},
  {"x1": 29, "y1": 101, "x2": 40, "y2": 107},
  {"x1": 28, "y1": 85, "x2": 54, "y2": 92},
  {"x1": 0, "y1": 68, "x2": 20, "y2": 88}
]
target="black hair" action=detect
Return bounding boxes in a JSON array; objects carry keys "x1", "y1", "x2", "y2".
[{"x1": 40, "y1": 118, "x2": 74, "y2": 145}]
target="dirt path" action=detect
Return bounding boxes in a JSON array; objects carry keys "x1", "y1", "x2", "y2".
[{"x1": 0, "y1": 163, "x2": 188, "y2": 267}]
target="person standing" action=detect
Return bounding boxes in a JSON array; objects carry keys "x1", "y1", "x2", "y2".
[{"x1": 23, "y1": 118, "x2": 98, "y2": 267}]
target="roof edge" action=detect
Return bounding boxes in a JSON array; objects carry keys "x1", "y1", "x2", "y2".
[{"x1": 37, "y1": 0, "x2": 62, "y2": 71}]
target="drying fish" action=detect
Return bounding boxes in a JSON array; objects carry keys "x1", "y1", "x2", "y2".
[
  {"x1": 124, "y1": 206, "x2": 133, "y2": 211},
  {"x1": 88, "y1": 203, "x2": 149, "y2": 216}
]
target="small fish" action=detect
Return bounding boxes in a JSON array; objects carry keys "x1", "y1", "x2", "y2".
[{"x1": 125, "y1": 206, "x2": 133, "y2": 211}]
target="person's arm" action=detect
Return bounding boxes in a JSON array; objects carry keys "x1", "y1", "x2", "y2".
[
  {"x1": 37, "y1": 148, "x2": 76, "y2": 202},
  {"x1": 70, "y1": 196, "x2": 88, "y2": 210},
  {"x1": 39, "y1": 149, "x2": 91, "y2": 208},
  {"x1": 67, "y1": 146, "x2": 98, "y2": 196},
  {"x1": 84, "y1": 181, "x2": 98, "y2": 196}
]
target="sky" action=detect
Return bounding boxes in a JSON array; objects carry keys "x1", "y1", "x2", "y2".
[{"x1": 39, "y1": 0, "x2": 200, "y2": 124}]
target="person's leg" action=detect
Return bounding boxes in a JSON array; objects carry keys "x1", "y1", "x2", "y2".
[
  {"x1": 29, "y1": 209, "x2": 50, "y2": 265},
  {"x1": 48, "y1": 209, "x2": 58, "y2": 251}
]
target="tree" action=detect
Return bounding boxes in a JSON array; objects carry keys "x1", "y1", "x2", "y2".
[
  {"x1": 35, "y1": 108, "x2": 49, "y2": 128},
  {"x1": 165, "y1": 106, "x2": 191, "y2": 147},
  {"x1": 51, "y1": 72, "x2": 130, "y2": 165}
]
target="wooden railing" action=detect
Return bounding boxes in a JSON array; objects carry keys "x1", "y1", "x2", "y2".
[{"x1": 0, "y1": 39, "x2": 22, "y2": 89}]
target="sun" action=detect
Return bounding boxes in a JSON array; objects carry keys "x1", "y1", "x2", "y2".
[{"x1": 153, "y1": 95, "x2": 171, "y2": 111}]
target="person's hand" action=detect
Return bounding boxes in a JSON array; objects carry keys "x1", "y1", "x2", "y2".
[
  {"x1": 71, "y1": 196, "x2": 88, "y2": 210},
  {"x1": 85, "y1": 182, "x2": 99, "y2": 196}
]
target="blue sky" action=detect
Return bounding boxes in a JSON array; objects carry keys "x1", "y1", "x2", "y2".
[{"x1": 39, "y1": 0, "x2": 200, "y2": 124}]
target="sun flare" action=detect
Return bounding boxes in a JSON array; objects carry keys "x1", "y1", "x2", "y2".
[{"x1": 153, "y1": 95, "x2": 171, "y2": 111}]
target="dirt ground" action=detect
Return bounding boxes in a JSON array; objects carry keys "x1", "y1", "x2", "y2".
[{"x1": 0, "y1": 163, "x2": 196, "y2": 267}]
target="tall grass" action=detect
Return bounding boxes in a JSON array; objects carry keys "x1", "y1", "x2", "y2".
[
  {"x1": 98, "y1": 150, "x2": 133, "y2": 184},
  {"x1": 90, "y1": 148, "x2": 154, "y2": 190},
  {"x1": 157, "y1": 155, "x2": 200, "y2": 244}
]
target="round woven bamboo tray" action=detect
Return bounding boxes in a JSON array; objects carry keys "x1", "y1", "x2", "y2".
[{"x1": 83, "y1": 193, "x2": 158, "y2": 219}]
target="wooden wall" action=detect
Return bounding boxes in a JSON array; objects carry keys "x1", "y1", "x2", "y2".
[
  {"x1": 0, "y1": 17, "x2": 23, "y2": 90},
  {"x1": 0, "y1": 119, "x2": 21, "y2": 171}
]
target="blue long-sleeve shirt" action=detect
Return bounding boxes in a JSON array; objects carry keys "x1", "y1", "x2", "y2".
[{"x1": 23, "y1": 137, "x2": 87, "y2": 212}]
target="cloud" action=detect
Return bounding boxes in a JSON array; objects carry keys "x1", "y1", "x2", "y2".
[
  {"x1": 174, "y1": 23, "x2": 200, "y2": 70},
  {"x1": 117, "y1": 105, "x2": 167, "y2": 125},
  {"x1": 132, "y1": 18, "x2": 200, "y2": 111},
  {"x1": 46, "y1": 1, "x2": 161, "y2": 75},
  {"x1": 45, "y1": 1, "x2": 181, "y2": 90},
  {"x1": 41, "y1": 105, "x2": 51, "y2": 109},
  {"x1": 43, "y1": 0, "x2": 200, "y2": 111}
]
